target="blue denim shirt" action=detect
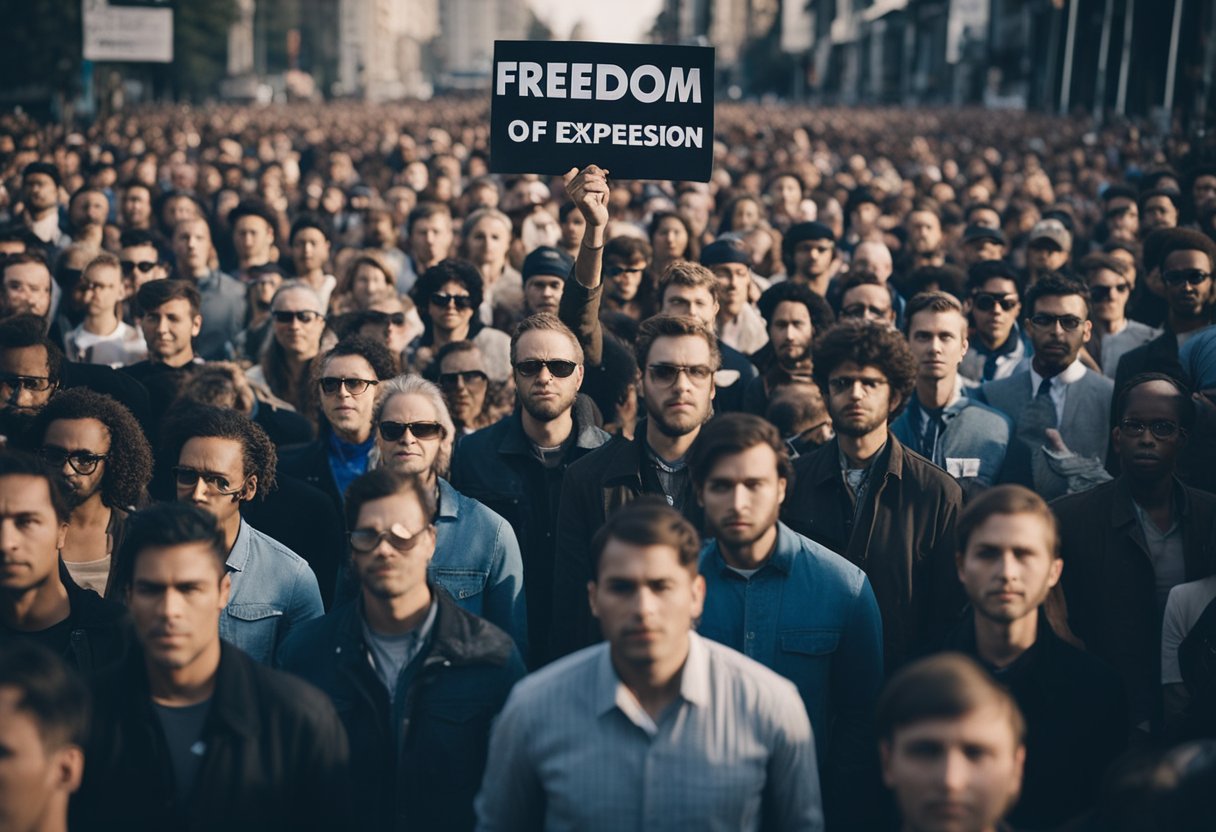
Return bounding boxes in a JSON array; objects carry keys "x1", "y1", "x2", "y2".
[
  {"x1": 697, "y1": 523, "x2": 884, "y2": 774},
  {"x1": 219, "y1": 520, "x2": 324, "y2": 664},
  {"x1": 433, "y1": 478, "x2": 528, "y2": 659},
  {"x1": 891, "y1": 389, "x2": 1012, "y2": 494}
]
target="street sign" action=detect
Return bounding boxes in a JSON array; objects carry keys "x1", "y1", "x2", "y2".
[{"x1": 82, "y1": 0, "x2": 174, "y2": 63}]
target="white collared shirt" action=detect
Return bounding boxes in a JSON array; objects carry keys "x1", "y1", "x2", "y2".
[{"x1": 1029, "y1": 359, "x2": 1087, "y2": 424}]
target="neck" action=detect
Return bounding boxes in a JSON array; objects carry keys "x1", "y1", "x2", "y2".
[
  {"x1": 610, "y1": 636, "x2": 689, "y2": 719},
  {"x1": 1, "y1": 571, "x2": 71, "y2": 632},
  {"x1": 977, "y1": 328, "x2": 1009, "y2": 350},
  {"x1": 362, "y1": 584, "x2": 432, "y2": 636},
  {"x1": 301, "y1": 268, "x2": 326, "y2": 290},
  {"x1": 82, "y1": 312, "x2": 119, "y2": 335},
  {"x1": 30, "y1": 206, "x2": 56, "y2": 221},
  {"x1": 222, "y1": 514, "x2": 242, "y2": 553},
  {"x1": 1031, "y1": 357, "x2": 1067, "y2": 379},
  {"x1": 70, "y1": 493, "x2": 110, "y2": 528},
  {"x1": 433, "y1": 321, "x2": 470, "y2": 348},
  {"x1": 1095, "y1": 317, "x2": 1125, "y2": 336},
  {"x1": 1170, "y1": 310, "x2": 1210, "y2": 335},
  {"x1": 285, "y1": 350, "x2": 316, "y2": 374},
  {"x1": 156, "y1": 349, "x2": 195, "y2": 368},
  {"x1": 146, "y1": 638, "x2": 221, "y2": 706},
  {"x1": 1126, "y1": 471, "x2": 1175, "y2": 507},
  {"x1": 521, "y1": 407, "x2": 574, "y2": 449},
  {"x1": 188, "y1": 265, "x2": 210, "y2": 280},
  {"x1": 807, "y1": 272, "x2": 831, "y2": 297},
  {"x1": 916, "y1": 375, "x2": 957, "y2": 410},
  {"x1": 720, "y1": 524, "x2": 778, "y2": 570},
  {"x1": 837, "y1": 427, "x2": 888, "y2": 467},
  {"x1": 974, "y1": 608, "x2": 1039, "y2": 669},
  {"x1": 479, "y1": 261, "x2": 504, "y2": 286},
  {"x1": 646, "y1": 419, "x2": 699, "y2": 462},
  {"x1": 717, "y1": 309, "x2": 742, "y2": 329},
  {"x1": 333, "y1": 423, "x2": 371, "y2": 444}
]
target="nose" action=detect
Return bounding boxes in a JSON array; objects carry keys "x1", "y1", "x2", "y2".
[
  {"x1": 941, "y1": 748, "x2": 970, "y2": 794},
  {"x1": 190, "y1": 478, "x2": 209, "y2": 502},
  {"x1": 731, "y1": 484, "x2": 749, "y2": 512}
]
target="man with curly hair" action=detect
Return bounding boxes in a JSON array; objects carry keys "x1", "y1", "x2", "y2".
[
  {"x1": 782, "y1": 320, "x2": 965, "y2": 669},
  {"x1": 30, "y1": 389, "x2": 153, "y2": 596}
]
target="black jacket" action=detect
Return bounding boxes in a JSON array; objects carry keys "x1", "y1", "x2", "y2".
[
  {"x1": 277, "y1": 429, "x2": 344, "y2": 514},
  {"x1": 942, "y1": 610, "x2": 1128, "y2": 829},
  {"x1": 276, "y1": 589, "x2": 525, "y2": 832},
  {"x1": 75, "y1": 641, "x2": 351, "y2": 832},
  {"x1": 54, "y1": 564, "x2": 131, "y2": 676}
]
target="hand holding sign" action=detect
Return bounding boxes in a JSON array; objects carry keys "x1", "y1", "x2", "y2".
[{"x1": 563, "y1": 165, "x2": 610, "y2": 230}]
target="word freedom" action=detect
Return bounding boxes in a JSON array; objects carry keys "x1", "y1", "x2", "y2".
[
  {"x1": 507, "y1": 120, "x2": 704, "y2": 149},
  {"x1": 496, "y1": 61, "x2": 703, "y2": 105}
]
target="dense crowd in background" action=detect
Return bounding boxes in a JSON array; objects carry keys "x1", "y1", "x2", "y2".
[{"x1": 1, "y1": 99, "x2": 1216, "y2": 831}]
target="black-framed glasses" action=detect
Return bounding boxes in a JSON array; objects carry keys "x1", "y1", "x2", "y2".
[
  {"x1": 272, "y1": 309, "x2": 324, "y2": 324},
  {"x1": 172, "y1": 466, "x2": 246, "y2": 496},
  {"x1": 1089, "y1": 283, "x2": 1130, "y2": 302},
  {"x1": 1162, "y1": 268, "x2": 1212, "y2": 288},
  {"x1": 40, "y1": 447, "x2": 107, "y2": 475},
  {"x1": 972, "y1": 293, "x2": 1019, "y2": 312},
  {"x1": 1119, "y1": 418, "x2": 1182, "y2": 439},
  {"x1": 319, "y1": 377, "x2": 378, "y2": 396},
  {"x1": 430, "y1": 292, "x2": 476, "y2": 310},
  {"x1": 1029, "y1": 313, "x2": 1084, "y2": 331},
  {"x1": 378, "y1": 420, "x2": 445, "y2": 442},
  {"x1": 0, "y1": 373, "x2": 55, "y2": 394},
  {"x1": 438, "y1": 370, "x2": 488, "y2": 389},
  {"x1": 349, "y1": 522, "x2": 434, "y2": 553},
  {"x1": 647, "y1": 363, "x2": 713, "y2": 385},
  {"x1": 514, "y1": 359, "x2": 578, "y2": 378},
  {"x1": 120, "y1": 260, "x2": 159, "y2": 276}
]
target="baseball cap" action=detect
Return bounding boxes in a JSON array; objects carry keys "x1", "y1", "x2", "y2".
[
  {"x1": 700, "y1": 238, "x2": 752, "y2": 268},
  {"x1": 963, "y1": 224, "x2": 1007, "y2": 246},
  {"x1": 522, "y1": 246, "x2": 574, "y2": 282},
  {"x1": 1028, "y1": 219, "x2": 1072, "y2": 251}
]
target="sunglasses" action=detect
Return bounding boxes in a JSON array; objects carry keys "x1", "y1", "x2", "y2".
[
  {"x1": 430, "y1": 292, "x2": 476, "y2": 310},
  {"x1": 514, "y1": 359, "x2": 578, "y2": 378},
  {"x1": 647, "y1": 363, "x2": 714, "y2": 385},
  {"x1": 1119, "y1": 418, "x2": 1182, "y2": 439},
  {"x1": 318, "y1": 377, "x2": 378, "y2": 396},
  {"x1": 605, "y1": 264, "x2": 645, "y2": 278},
  {"x1": 172, "y1": 466, "x2": 245, "y2": 496},
  {"x1": 438, "y1": 370, "x2": 488, "y2": 389},
  {"x1": 367, "y1": 311, "x2": 407, "y2": 327},
  {"x1": 972, "y1": 293, "x2": 1019, "y2": 312},
  {"x1": 0, "y1": 373, "x2": 54, "y2": 393},
  {"x1": 40, "y1": 447, "x2": 107, "y2": 475},
  {"x1": 1162, "y1": 268, "x2": 1212, "y2": 288},
  {"x1": 120, "y1": 260, "x2": 159, "y2": 276},
  {"x1": 272, "y1": 310, "x2": 324, "y2": 324},
  {"x1": 1089, "y1": 283, "x2": 1130, "y2": 301},
  {"x1": 378, "y1": 420, "x2": 445, "y2": 442},
  {"x1": 1029, "y1": 313, "x2": 1084, "y2": 331},
  {"x1": 349, "y1": 522, "x2": 434, "y2": 553}
]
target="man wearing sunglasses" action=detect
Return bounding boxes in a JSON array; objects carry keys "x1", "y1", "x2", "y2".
[
  {"x1": 278, "y1": 469, "x2": 525, "y2": 832},
  {"x1": 450, "y1": 314, "x2": 609, "y2": 663},
  {"x1": 0, "y1": 314, "x2": 62, "y2": 444},
  {"x1": 163, "y1": 406, "x2": 323, "y2": 664},
  {"x1": 978, "y1": 275, "x2": 1113, "y2": 500},
  {"x1": 117, "y1": 229, "x2": 171, "y2": 296},
  {"x1": 1079, "y1": 253, "x2": 1159, "y2": 375},
  {"x1": 1053, "y1": 374, "x2": 1216, "y2": 731},
  {"x1": 960, "y1": 261, "x2": 1030, "y2": 384}
]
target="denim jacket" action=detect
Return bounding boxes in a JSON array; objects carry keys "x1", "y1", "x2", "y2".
[
  {"x1": 891, "y1": 387, "x2": 1013, "y2": 497},
  {"x1": 219, "y1": 520, "x2": 324, "y2": 664}
]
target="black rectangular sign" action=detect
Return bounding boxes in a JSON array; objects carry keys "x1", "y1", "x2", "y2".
[{"x1": 490, "y1": 40, "x2": 715, "y2": 182}]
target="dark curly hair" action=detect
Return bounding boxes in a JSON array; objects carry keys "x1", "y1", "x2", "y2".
[
  {"x1": 160, "y1": 405, "x2": 277, "y2": 500},
  {"x1": 811, "y1": 320, "x2": 918, "y2": 419},
  {"x1": 30, "y1": 388, "x2": 152, "y2": 510},
  {"x1": 409, "y1": 259, "x2": 485, "y2": 327},
  {"x1": 757, "y1": 280, "x2": 835, "y2": 334}
]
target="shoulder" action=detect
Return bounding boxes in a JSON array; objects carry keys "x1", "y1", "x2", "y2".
[
  {"x1": 457, "y1": 418, "x2": 508, "y2": 455},
  {"x1": 788, "y1": 531, "x2": 868, "y2": 591},
  {"x1": 246, "y1": 524, "x2": 313, "y2": 570},
  {"x1": 982, "y1": 371, "x2": 1028, "y2": 399},
  {"x1": 895, "y1": 442, "x2": 964, "y2": 500},
  {"x1": 1079, "y1": 370, "x2": 1115, "y2": 394},
  {"x1": 698, "y1": 637, "x2": 808, "y2": 725},
  {"x1": 241, "y1": 652, "x2": 341, "y2": 725},
  {"x1": 954, "y1": 398, "x2": 1014, "y2": 431},
  {"x1": 1051, "y1": 479, "x2": 1116, "y2": 517},
  {"x1": 474, "y1": 327, "x2": 511, "y2": 348},
  {"x1": 567, "y1": 433, "x2": 632, "y2": 473},
  {"x1": 436, "y1": 595, "x2": 520, "y2": 667},
  {"x1": 276, "y1": 608, "x2": 344, "y2": 669},
  {"x1": 503, "y1": 644, "x2": 605, "y2": 709}
]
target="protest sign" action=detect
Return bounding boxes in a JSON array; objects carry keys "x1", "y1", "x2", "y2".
[{"x1": 490, "y1": 41, "x2": 715, "y2": 182}]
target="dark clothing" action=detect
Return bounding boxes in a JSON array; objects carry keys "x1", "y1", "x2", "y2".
[
  {"x1": 557, "y1": 272, "x2": 639, "y2": 426},
  {"x1": 277, "y1": 430, "x2": 344, "y2": 515},
  {"x1": 781, "y1": 435, "x2": 965, "y2": 669},
  {"x1": 449, "y1": 397, "x2": 610, "y2": 662},
  {"x1": 251, "y1": 398, "x2": 314, "y2": 447},
  {"x1": 60, "y1": 359, "x2": 152, "y2": 434},
  {"x1": 942, "y1": 610, "x2": 1128, "y2": 829},
  {"x1": 550, "y1": 423, "x2": 706, "y2": 660},
  {"x1": 121, "y1": 359, "x2": 196, "y2": 430},
  {"x1": 1053, "y1": 477, "x2": 1216, "y2": 726},
  {"x1": 715, "y1": 342, "x2": 758, "y2": 413},
  {"x1": 75, "y1": 641, "x2": 351, "y2": 832},
  {"x1": 277, "y1": 590, "x2": 525, "y2": 832}
]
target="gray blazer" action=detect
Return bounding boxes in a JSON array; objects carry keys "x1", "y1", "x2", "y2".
[{"x1": 978, "y1": 369, "x2": 1114, "y2": 500}]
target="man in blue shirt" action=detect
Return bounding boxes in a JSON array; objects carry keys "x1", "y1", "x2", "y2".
[{"x1": 692, "y1": 413, "x2": 884, "y2": 830}]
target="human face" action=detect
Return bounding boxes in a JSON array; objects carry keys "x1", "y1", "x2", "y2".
[
  {"x1": 1026, "y1": 293, "x2": 1091, "y2": 375},
  {"x1": 794, "y1": 238, "x2": 835, "y2": 280},
  {"x1": 121, "y1": 185, "x2": 152, "y2": 227},
  {"x1": 352, "y1": 263, "x2": 391, "y2": 309},
  {"x1": 368, "y1": 296, "x2": 413, "y2": 355},
  {"x1": 427, "y1": 280, "x2": 475, "y2": 335},
  {"x1": 826, "y1": 361, "x2": 897, "y2": 439},
  {"x1": 1193, "y1": 175, "x2": 1216, "y2": 212},
  {"x1": 1027, "y1": 243, "x2": 1068, "y2": 274},
  {"x1": 164, "y1": 196, "x2": 201, "y2": 232},
  {"x1": 560, "y1": 207, "x2": 586, "y2": 248},
  {"x1": 1113, "y1": 380, "x2": 1188, "y2": 482},
  {"x1": 731, "y1": 198, "x2": 761, "y2": 231},
  {"x1": 0, "y1": 346, "x2": 56, "y2": 416},
  {"x1": 291, "y1": 227, "x2": 331, "y2": 275},
  {"x1": 171, "y1": 219, "x2": 212, "y2": 277},
  {"x1": 1086, "y1": 268, "x2": 1131, "y2": 324},
  {"x1": 69, "y1": 191, "x2": 108, "y2": 230},
  {"x1": 514, "y1": 330, "x2": 583, "y2": 423},
  {"x1": 351, "y1": 492, "x2": 436, "y2": 601},
  {"x1": 853, "y1": 243, "x2": 893, "y2": 283},
  {"x1": 882, "y1": 705, "x2": 1024, "y2": 832},
  {"x1": 437, "y1": 350, "x2": 488, "y2": 428},
  {"x1": 661, "y1": 284, "x2": 718, "y2": 327},
  {"x1": 128, "y1": 542, "x2": 230, "y2": 672},
  {"x1": 175, "y1": 436, "x2": 250, "y2": 527},
  {"x1": 769, "y1": 300, "x2": 814, "y2": 366},
  {"x1": 410, "y1": 214, "x2": 453, "y2": 267},
  {"x1": 79, "y1": 264, "x2": 124, "y2": 319},
  {"x1": 524, "y1": 274, "x2": 564, "y2": 315},
  {"x1": 271, "y1": 288, "x2": 325, "y2": 359},
  {"x1": 0, "y1": 475, "x2": 67, "y2": 595},
  {"x1": 2, "y1": 262, "x2": 52, "y2": 317},
  {"x1": 376, "y1": 393, "x2": 450, "y2": 477},
  {"x1": 0, "y1": 686, "x2": 82, "y2": 832},
  {"x1": 588, "y1": 540, "x2": 705, "y2": 672},
  {"x1": 967, "y1": 279, "x2": 1020, "y2": 347},
  {"x1": 712, "y1": 262, "x2": 751, "y2": 317},
  {"x1": 466, "y1": 217, "x2": 511, "y2": 266},
  {"x1": 700, "y1": 444, "x2": 786, "y2": 556},
  {"x1": 771, "y1": 176, "x2": 802, "y2": 212},
  {"x1": 907, "y1": 211, "x2": 943, "y2": 254},
  {"x1": 319, "y1": 354, "x2": 379, "y2": 441},
  {"x1": 958, "y1": 512, "x2": 1062, "y2": 625},
  {"x1": 140, "y1": 298, "x2": 201, "y2": 363},
  {"x1": 232, "y1": 215, "x2": 274, "y2": 265},
  {"x1": 120, "y1": 243, "x2": 169, "y2": 291},
  {"x1": 908, "y1": 310, "x2": 968, "y2": 382},
  {"x1": 22, "y1": 173, "x2": 57, "y2": 213},
  {"x1": 1141, "y1": 195, "x2": 1177, "y2": 233},
  {"x1": 1105, "y1": 198, "x2": 1139, "y2": 241},
  {"x1": 841, "y1": 285, "x2": 894, "y2": 325},
  {"x1": 42, "y1": 418, "x2": 109, "y2": 509},
  {"x1": 606, "y1": 257, "x2": 647, "y2": 304},
  {"x1": 652, "y1": 217, "x2": 689, "y2": 262},
  {"x1": 1161, "y1": 249, "x2": 1215, "y2": 321},
  {"x1": 642, "y1": 335, "x2": 715, "y2": 438}
]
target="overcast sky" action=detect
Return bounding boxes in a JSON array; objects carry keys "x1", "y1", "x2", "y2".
[{"x1": 526, "y1": 0, "x2": 663, "y2": 42}]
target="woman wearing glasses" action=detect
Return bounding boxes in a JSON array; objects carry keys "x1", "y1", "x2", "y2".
[
  {"x1": 405, "y1": 259, "x2": 511, "y2": 382},
  {"x1": 245, "y1": 282, "x2": 331, "y2": 414}
]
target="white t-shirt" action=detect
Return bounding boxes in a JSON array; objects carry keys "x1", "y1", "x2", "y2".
[
  {"x1": 1161, "y1": 574, "x2": 1216, "y2": 684},
  {"x1": 66, "y1": 320, "x2": 147, "y2": 368}
]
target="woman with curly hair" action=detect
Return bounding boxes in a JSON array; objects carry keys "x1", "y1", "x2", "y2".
[
  {"x1": 405, "y1": 259, "x2": 511, "y2": 381},
  {"x1": 28, "y1": 388, "x2": 154, "y2": 596}
]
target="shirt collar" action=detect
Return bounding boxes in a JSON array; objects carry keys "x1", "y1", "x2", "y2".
[
  {"x1": 436, "y1": 477, "x2": 459, "y2": 520},
  {"x1": 1030, "y1": 358, "x2": 1086, "y2": 392},
  {"x1": 225, "y1": 519, "x2": 252, "y2": 573},
  {"x1": 594, "y1": 631, "x2": 710, "y2": 720}
]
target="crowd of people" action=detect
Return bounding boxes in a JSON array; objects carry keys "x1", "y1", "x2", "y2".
[{"x1": 1, "y1": 99, "x2": 1216, "y2": 831}]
